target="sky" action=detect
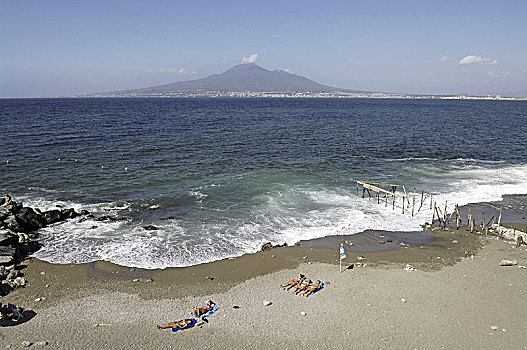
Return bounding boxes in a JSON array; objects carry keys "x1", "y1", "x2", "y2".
[{"x1": 1, "y1": 0, "x2": 526, "y2": 97}]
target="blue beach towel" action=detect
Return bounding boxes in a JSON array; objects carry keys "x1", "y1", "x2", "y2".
[
  {"x1": 171, "y1": 318, "x2": 196, "y2": 332},
  {"x1": 198, "y1": 304, "x2": 219, "y2": 320}
]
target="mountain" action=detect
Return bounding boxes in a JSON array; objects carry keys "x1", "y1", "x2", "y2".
[{"x1": 118, "y1": 64, "x2": 353, "y2": 95}]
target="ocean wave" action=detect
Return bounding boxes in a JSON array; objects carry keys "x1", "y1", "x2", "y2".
[{"x1": 29, "y1": 162, "x2": 527, "y2": 269}]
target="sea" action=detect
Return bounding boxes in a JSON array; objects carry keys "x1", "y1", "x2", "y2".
[{"x1": 1, "y1": 98, "x2": 526, "y2": 269}]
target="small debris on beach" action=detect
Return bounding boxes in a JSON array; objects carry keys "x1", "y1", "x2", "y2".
[
  {"x1": 132, "y1": 278, "x2": 140, "y2": 282},
  {"x1": 232, "y1": 305, "x2": 240, "y2": 309},
  {"x1": 378, "y1": 241, "x2": 385, "y2": 244},
  {"x1": 35, "y1": 341, "x2": 49, "y2": 346},
  {"x1": 206, "y1": 276, "x2": 214, "y2": 280},
  {"x1": 452, "y1": 240, "x2": 458, "y2": 244},
  {"x1": 263, "y1": 300, "x2": 272, "y2": 306},
  {"x1": 404, "y1": 264, "x2": 417, "y2": 272},
  {"x1": 401, "y1": 298, "x2": 407, "y2": 303},
  {"x1": 22, "y1": 341, "x2": 32, "y2": 347},
  {"x1": 35, "y1": 297, "x2": 46, "y2": 302},
  {"x1": 302, "y1": 256, "x2": 308, "y2": 259},
  {"x1": 357, "y1": 256, "x2": 365, "y2": 261},
  {"x1": 40, "y1": 271, "x2": 46, "y2": 275},
  {"x1": 300, "y1": 311, "x2": 306, "y2": 316},
  {"x1": 500, "y1": 259, "x2": 518, "y2": 266},
  {"x1": 490, "y1": 325, "x2": 498, "y2": 331}
]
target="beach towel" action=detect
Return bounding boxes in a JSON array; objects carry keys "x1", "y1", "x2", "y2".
[
  {"x1": 171, "y1": 318, "x2": 196, "y2": 332},
  {"x1": 198, "y1": 304, "x2": 219, "y2": 320}
]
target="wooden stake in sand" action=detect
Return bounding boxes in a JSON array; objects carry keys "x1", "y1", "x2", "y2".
[
  {"x1": 412, "y1": 188, "x2": 416, "y2": 217},
  {"x1": 481, "y1": 212, "x2": 485, "y2": 229},
  {"x1": 402, "y1": 196, "x2": 405, "y2": 214},
  {"x1": 402, "y1": 185, "x2": 411, "y2": 206},
  {"x1": 432, "y1": 203, "x2": 436, "y2": 226},
  {"x1": 444, "y1": 200, "x2": 448, "y2": 229},
  {"x1": 430, "y1": 194, "x2": 433, "y2": 210},
  {"x1": 385, "y1": 193, "x2": 388, "y2": 207},
  {"x1": 418, "y1": 191, "x2": 425, "y2": 212},
  {"x1": 356, "y1": 182, "x2": 359, "y2": 197},
  {"x1": 455, "y1": 204, "x2": 461, "y2": 230}
]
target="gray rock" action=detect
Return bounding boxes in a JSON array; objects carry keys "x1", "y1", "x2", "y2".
[
  {"x1": 0, "y1": 255, "x2": 13, "y2": 265},
  {"x1": 0, "y1": 232, "x2": 18, "y2": 246},
  {"x1": 142, "y1": 225, "x2": 158, "y2": 231},
  {"x1": 260, "y1": 242, "x2": 272, "y2": 251},
  {"x1": 13, "y1": 276, "x2": 26, "y2": 286}
]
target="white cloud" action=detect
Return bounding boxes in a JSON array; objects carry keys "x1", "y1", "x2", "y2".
[
  {"x1": 242, "y1": 53, "x2": 259, "y2": 63},
  {"x1": 438, "y1": 56, "x2": 453, "y2": 62},
  {"x1": 486, "y1": 69, "x2": 526, "y2": 78},
  {"x1": 459, "y1": 55, "x2": 498, "y2": 65}
]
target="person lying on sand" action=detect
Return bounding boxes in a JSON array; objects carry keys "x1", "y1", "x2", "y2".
[
  {"x1": 292, "y1": 279, "x2": 312, "y2": 294},
  {"x1": 193, "y1": 300, "x2": 215, "y2": 318},
  {"x1": 157, "y1": 319, "x2": 194, "y2": 330},
  {"x1": 280, "y1": 275, "x2": 306, "y2": 290},
  {"x1": 299, "y1": 280, "x2": 323, "y2": 297}
]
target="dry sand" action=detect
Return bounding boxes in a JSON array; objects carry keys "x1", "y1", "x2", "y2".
[{"x1": 1, "y1": 229, "x2": 527, "y2": 349}]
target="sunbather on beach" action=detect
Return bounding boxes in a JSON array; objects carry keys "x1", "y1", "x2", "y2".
[
  {"x1": 292, "y1": 279, "x2": 311, "y2": 294},
  {"x1": 157, "y1": 319, "x2": 194, "y2": 330},
  {"x1": 193, "y1": 300, "x2": 215, "y2": 318},
  {"x1": 299, "y1": 280, "x2": 323, "y2": 297},
  {"x1": 280, "y1": 275, "x2": 305, "y2": 290}
]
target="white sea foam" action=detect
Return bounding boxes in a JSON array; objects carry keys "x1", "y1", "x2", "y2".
[{"x1": 32, "y1": 162, "x2": 527, "y2": 269}]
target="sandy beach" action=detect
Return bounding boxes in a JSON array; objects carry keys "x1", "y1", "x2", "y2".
[{"x1": 1, "y1": 226, "x2": 527, "y2": 349}]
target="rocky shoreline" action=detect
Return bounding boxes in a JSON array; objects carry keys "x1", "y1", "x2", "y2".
[{"x1": 0, "y1": 195, "x2": 85, "y2": 296}]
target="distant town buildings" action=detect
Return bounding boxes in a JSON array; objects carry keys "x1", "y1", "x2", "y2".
[{"x1": 82, "y1": 90, "x2": 526, "y2": 100}]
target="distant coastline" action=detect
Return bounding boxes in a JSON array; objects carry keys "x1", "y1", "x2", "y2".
[{"x1": 71, "y1": 92, "x2": 526, "y2": 100}]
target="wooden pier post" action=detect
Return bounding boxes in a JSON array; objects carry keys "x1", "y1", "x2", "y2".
[
  {"x1": 412, "y1": 188, "x2": 416, "y2": 217},
  {"x1": 443, "y1": 201, "x2": 448, "y2": 229},
  {"x1": 385, "y1": 193, "x2": 388, "y2": 207},
  {"x1": 356, "y1": 182, "x2": 359, "y2": 197},
  {"x1": 402, "y1": 196, "x2": 405, "y2": 214},
  {"x1": 377, "y1": 191, "x2": 380, "y2": 204},
  {"x1": 481, "y1": 212, "x2": 485, "y2": 229},
  {"x1": 455, "y1": 204, "x2": 460, "y2": 229},
  {"x1": 432, "y1": 203, "x2": 435, "y2": 226},
  {"x1": 430, "y1": 194, "x2": 433, "y2": 210},
  {"x1": 392, "y1": 194, "x2": 395, "y2": 210},
  {"x1": 402, "y1": 185, "x2": 411, "y2": 206}
]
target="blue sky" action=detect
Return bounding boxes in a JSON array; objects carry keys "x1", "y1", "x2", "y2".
[{"x1": 1, "y1": 0, "x2": 526, "y2": 97}]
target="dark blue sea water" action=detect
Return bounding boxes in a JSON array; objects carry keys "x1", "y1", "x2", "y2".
[{"x1": 1, "y1": 98, "x2": 526, "y2": 268}]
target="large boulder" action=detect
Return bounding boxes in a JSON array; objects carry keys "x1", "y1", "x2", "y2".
[
  {"x1": 61, "y1": 208, "x2": 80, "y2": 219},
  {"x1": 0, "y1": 246, "x2": 16, "y2": 265},
  {"x1": 42, "y1": 210, "x2": 66, "y2": 225},
  {"x1": 3, "y1": 215, "x2": 22, "y2": 232},
  {"x1": 0, "y1": 230, "x2": 18, "y2": 246},
  {"x1": 14, "y1": 208, "x2": 47, "y2": 232}
]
